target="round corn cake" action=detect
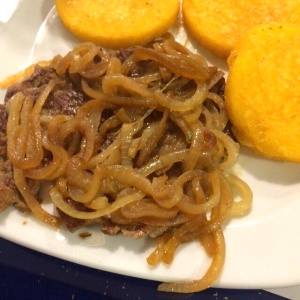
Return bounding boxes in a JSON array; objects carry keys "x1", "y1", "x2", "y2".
[
  {"x1": 225, "y1": 23, "x2": 300, "y2": 162},
  {"x1": 55, "y1": 0, "x2": 180, "y2": 49},
  {"x1": 182, "y1": 0, "x2": 300, "y2": 58}
]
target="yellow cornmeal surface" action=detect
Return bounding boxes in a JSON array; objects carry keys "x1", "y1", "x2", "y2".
[
  {"x1": 55, "y1": 0, "x2": 180, "y2": 48},
  {"x1": 225, "y1": 23, "x2": 300, "y2": 162},
  {"x1": 182, "y1": 0, "x2": 300, "y2": 58}
]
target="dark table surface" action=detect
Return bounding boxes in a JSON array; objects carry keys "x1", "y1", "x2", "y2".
[{"x1": 0, "y1": 238, "x2": 288, "y2": 300}]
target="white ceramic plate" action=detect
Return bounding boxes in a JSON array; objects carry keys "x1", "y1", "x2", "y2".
[{"x1": 1, "y1": 0, "x2": 300, "y2": 289}]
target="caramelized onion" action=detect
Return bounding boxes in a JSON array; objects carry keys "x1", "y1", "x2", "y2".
[
  {"x1": 133, "y1": 47, "x2": 209, "y2": 81},
  {"x1": 5, "y1": 34, "x2": 252, "y2": 294}
]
